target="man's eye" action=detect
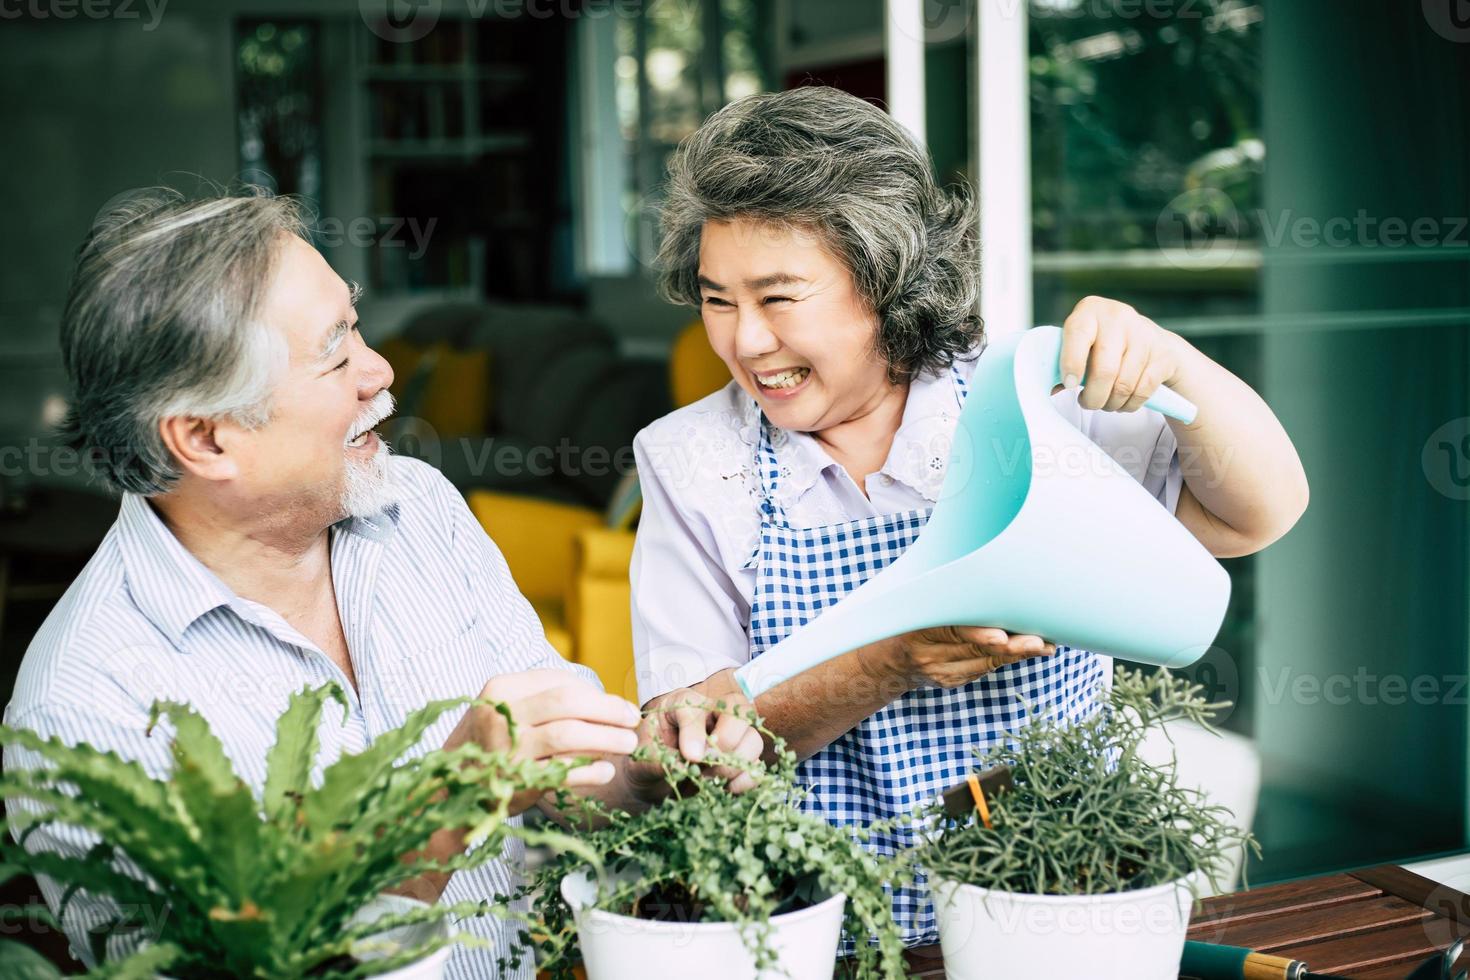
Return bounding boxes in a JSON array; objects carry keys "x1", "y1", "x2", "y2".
[{"x1": 332, "y1": 357, "x2": 350, "y2": 372}]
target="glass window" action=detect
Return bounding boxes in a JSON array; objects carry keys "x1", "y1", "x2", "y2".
[{"x1": 235, "y1": 20, "x2": 323, "y2": 203}]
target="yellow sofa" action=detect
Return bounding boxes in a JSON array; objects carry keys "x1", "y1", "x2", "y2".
[{"x1": 468, "y1": 321, "x2": 727, "y2": 702}]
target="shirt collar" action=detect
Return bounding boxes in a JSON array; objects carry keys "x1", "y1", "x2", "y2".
[
  {"x1": 761, "y1": 365, "x2": 965, "y2": 510},
  {"x1": 116, "y1": 493, "x2": 402, "y2": 647}
]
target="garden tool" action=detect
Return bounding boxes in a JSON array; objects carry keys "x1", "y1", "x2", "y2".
[
  {"x1": 1179, "y1": 937, "x2": 1467, "y2": 980},
  {"x1": 735, "y1": 325, "x2": 1231, "y2": 700},
  {"x1": 939, "y1": 764, "x2": 1014, "y2": 825}
]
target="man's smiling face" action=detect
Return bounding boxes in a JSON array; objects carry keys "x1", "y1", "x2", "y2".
[{"x1": 218, "y1": 233, "x2": 397, "y2": 524}]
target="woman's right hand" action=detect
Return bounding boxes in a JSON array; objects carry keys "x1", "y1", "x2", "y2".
[{"x1": 883, "y1": 627, "x2": 1056, "y2": 690}]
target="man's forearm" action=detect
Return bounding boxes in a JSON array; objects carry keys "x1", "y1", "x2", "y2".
[
  {"x1": 388, "y1": 823, "x2": 466, "y2": 904},
  {"x1": 685, "y1": 639, "x2": 912, "y2": 762},
  {"x1": 534, "y1": 756, "x2": 655, "y2": 830}
]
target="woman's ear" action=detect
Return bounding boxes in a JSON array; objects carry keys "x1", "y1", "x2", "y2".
[{"x1": 158, "y1": 415, "x2": 240, "y2": 482}]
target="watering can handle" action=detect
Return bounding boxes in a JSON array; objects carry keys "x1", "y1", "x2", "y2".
[{"x1": 1045, "y1": 341, "x2": 1198, "y2": 424}]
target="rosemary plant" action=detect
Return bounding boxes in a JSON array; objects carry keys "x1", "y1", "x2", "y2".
[
  {"x1": 914, "y1": 666, "x2": 1259, "y2": 897},
  {"x1": 514, "y1": 704, "x2": 910, "y2": 980},
  {"x1": 0, "y1": 683, "x2": 582, "y2": 979}
]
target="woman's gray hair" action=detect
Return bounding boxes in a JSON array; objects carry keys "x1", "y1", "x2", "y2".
[
  {"x1": 656, "y1": 86, "x2": 982, "y2": 382},
  {"x1": 59, "y1": 185, "x2": 308, "y2": 495}
]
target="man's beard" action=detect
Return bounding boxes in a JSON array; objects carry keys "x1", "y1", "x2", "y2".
[
  {"x1": 341, "y1": 436, "x2": 397, "y2": 518},
  {"x1": 340, "y1": 389, "x2": 398, "y2": 518}
]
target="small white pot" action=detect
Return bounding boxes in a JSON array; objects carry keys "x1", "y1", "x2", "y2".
[
  {"x1": 560, "y1": 870, "x2": 847, "y2": 980},
  {"x1": 931, "y1": 874, "x2": 1197, "y2": 980},
  {"x1": 345, "y1": 894, "x2": 455, "y2": 980}
]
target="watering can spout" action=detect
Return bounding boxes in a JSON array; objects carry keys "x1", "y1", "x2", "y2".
[{"x1": 732, "y1": 326, "x2": 1229, "y2": 701}]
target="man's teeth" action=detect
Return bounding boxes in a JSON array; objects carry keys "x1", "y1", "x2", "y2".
[
  {"x1": 757, "y1": 367, "x2": 810, "y2": 390},
  {"x1": 346, "y1": 430, "x2": 370, "y2": 447}
]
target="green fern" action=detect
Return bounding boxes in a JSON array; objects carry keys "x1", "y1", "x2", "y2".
[{"x1": 0, "y1": 683, "x2": 581, "y2": 978}]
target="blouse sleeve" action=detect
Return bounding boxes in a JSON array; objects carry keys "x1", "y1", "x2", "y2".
[
  {"x1": 1050, "y1": 387, "x2": 1184, "y2": 513},
  {"x1": 630, "y1": 427, "x2": 753, "y2": 706}
]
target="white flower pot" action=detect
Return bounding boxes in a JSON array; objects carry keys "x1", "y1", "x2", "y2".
[
  {"x1": 930, "y1": 874, "x2": 1196, "y2": 980},
  {"x1": 345, "y1": 894, "x2": 455, "y2": 980},
  {"x1": 560, "y1": 870, "x2": 847, "y2": 980}
]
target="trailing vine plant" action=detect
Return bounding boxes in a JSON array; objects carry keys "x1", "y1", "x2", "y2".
[
  {"x1": 512, "y1": 702, "x2": 910, "y2": 980},
  {"x1": 913, "y1": 666, "x2": 1260, "y2": 898}
]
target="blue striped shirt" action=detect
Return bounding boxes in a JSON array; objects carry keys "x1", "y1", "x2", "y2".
[{"x1": 3, "y1": 456, "x2": 593, "y2": 978}]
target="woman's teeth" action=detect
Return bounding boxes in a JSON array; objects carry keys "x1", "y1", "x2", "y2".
[{"x1": 757, "y1": 367, "x2": 810, "y2": 390}]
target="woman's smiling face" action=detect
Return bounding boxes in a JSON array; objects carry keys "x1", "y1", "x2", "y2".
[{"x1": 697, "y1": 217, "x2": 893, "y2": 433}]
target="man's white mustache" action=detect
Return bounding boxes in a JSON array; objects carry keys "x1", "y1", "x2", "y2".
[{"x1": 346, "y1": 390, "x2": 396, "y2": 443}]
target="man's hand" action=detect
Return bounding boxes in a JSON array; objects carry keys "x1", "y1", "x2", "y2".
[
  {"x1": 882, "y1": 627, "x2": 1056, "y2": 690},
  {"x1": 631, "y1": 670, "x2": 765, "y2": 801},
  {"x1": 445, "y1": 669, "x2": 643, "y2": 816}
]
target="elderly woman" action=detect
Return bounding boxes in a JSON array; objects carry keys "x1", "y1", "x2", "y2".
[{"x1": 631, "y1": 86, "x2": 1307, "y2": 944}]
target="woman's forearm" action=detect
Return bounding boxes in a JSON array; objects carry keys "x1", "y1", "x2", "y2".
[
  {"x1": 689, "y1": 639, "x2": 913, "y2": 762},
  {"x1": 1164, "y1": 333, "x2": 1309, "y2": 556}
]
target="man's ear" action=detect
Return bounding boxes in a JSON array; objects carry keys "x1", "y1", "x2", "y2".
[{"x1": 158, "y1": 416, "x2": 241, "y2": 482}]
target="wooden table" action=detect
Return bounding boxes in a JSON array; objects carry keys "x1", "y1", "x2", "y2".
[{"x1": 896, "y1": 864, "x2": 1470, "y2": 978}]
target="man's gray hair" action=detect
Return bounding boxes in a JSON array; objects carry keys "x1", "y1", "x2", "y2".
[
  {"x1": 656, "y1": 86, "x2": 982, "y2": 382},
  {"x1": 59, "y1": 186, "x2": 309, "y2": 495}
]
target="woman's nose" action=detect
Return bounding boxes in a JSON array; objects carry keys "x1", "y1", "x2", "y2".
[{"x1": 734, "y1": 308, "x2": 780, "y2": 358}]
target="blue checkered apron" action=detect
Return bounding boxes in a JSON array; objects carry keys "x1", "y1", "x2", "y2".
[{"x1": 744, "y1": 365, "x2": 1110, "y2": 947}]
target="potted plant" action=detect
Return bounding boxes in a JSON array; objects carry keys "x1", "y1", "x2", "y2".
[
  {"x1": 911, "y1": 667, "x2": 1259, "y2": 980},
  {"x1": 0, "y1": 683, "x2": 582, "y2": 979},
  {"x1": 514, "y1": 705, "x2": 910, "y2": 980}
]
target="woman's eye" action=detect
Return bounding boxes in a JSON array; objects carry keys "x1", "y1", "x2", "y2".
[
  {"x1": 702, "y1": 296, "x2": 732, "y2": 308},
  {"x1": 763, "y1": 295, "x2": 792, "y2": 305}
]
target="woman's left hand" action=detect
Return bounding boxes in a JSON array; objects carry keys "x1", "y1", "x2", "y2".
[
  {"x1": 1059, "y1": 296, "x2": 1187, "y2": 413},
  {"x1": 627, "y1": 675, "x2": 765, "y2": 801}
]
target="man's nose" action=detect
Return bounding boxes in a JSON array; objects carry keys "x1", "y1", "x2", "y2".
[{"x1": 358, "y1": 340, "x2": 394, "y2": 395}]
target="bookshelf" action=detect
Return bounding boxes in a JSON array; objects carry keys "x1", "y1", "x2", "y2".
[{"x1": 350, "y1": 15, "x2": 570, "y2": 301}]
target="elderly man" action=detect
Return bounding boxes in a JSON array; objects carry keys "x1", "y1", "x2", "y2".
[{"x1": 3, "y1": 187, "x2": 760, "y2": 978}]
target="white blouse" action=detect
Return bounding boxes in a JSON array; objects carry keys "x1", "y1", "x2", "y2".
[{"x1": 629, "y1": 350, "x2": 1184, "y2": 705}]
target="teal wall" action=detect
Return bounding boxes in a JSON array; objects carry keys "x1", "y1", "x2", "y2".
[
  {"x1": 1255, "y1": 0, "x2": 1470, "y2": 877},
  {"x1": 0, "y1": 15, "x2": 237, "y2": 447}
]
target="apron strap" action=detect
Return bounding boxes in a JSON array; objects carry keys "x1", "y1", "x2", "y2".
[
  {"x1": 753, "y1": 414, "x2": 787, "y2": 524},
  {"x1": 752, "y1": 360, "x2": 971, "y2": 527}
]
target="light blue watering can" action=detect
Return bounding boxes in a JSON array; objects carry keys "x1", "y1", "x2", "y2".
[{"x1": 733, "y1": 326, "x2": 1230, "y2": 700}]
